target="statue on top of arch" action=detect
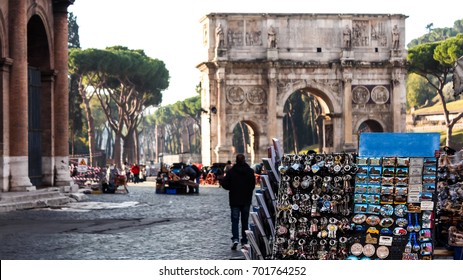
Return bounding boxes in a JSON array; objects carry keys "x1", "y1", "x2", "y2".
[{"x1": 268, "y1": 26, "x2": 277, "y2": 48}]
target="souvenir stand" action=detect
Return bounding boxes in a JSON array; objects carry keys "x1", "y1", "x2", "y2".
[
  {"x1": 436, "y1": 149, "x2": 463, "y2": 259},
  {"x1": 242, "y1": 139, "x2": 282, "y2": 260},
  {"x1": 245, "y1": 133, "x2": 441, "y2": 260},
  {"x1": 270, "y1": 151, "x2": 358, "y2": 260},
  {"x1": 353, "y1": 132, "x2": 440, "y2": 260}
]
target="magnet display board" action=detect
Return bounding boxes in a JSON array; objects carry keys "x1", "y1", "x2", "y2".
[{"x1": 359, "y1": 132, "x2": 440, "y2": 157}]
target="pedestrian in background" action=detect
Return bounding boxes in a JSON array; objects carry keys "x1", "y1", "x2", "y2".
[
  {"x1": 219, "y1": 154, "x2": 255, "y2": 250},
  {"x1": 130, "y1": 163, "x2": 140, "y2": 183},
  {"x1": 123, "y1": 161, "x2": 131, "y2": 182},
  {"x1": 224, "y1": 160, "x2": 233, "y2": 175}
]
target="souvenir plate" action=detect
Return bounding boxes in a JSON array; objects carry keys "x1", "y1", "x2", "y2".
[
  {"x1": 366, "y1": 215, "x2": 380, "y2": 226},
  {"x1": 394, "y1": 205, "x2": 408, "y2": 217},
  {"x1": 352, "y1": 214, "x2": 367, "y2": 224},
  {"x1": 379, "y1": 205, "x2": 394, "y2": 217},
  {"x1": 363, "y1": 244, "x2": 376, "y2": 257},
  {"x1": 379, "y1": 217, "x2": 394, "y2": 228},
  {"x1": 376, "y1": 246, "x2": 390, "y2": 259},
  {"x1": 351, "y1": 243, "x2": 363, "y2": 256}
]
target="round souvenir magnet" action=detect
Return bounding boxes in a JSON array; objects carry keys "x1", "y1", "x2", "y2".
[
  {"x1": 394, "y1": 205, "x2": 408, "y2": 217},
  {"x1": 350, "y1": 243, "x2": 363, "y2": 256},
  {"x1": 379, "y1": 217, "x2": 394, "y2": 228},
  {"x1": 360, "y1": 256, "x2": 371, "y2": 260},
  {"x1": 396, "y1": 218, "x2": 408, "y2": 227},
  {"x1": 379, "y1": 205, "x2": 394, "y2": 217},
  {"x1": 362, "y1": 244, "x2": 376, "y2": 257},
  {"x1": 376, "y1": 246, "x2": 389, "y2": 259},
  {"x1": 352, "y1": 214, "x2": 367, "y2": 224},
  {"x1": 346, "y1": 255, "x2": 359, "y2": 260},
  {"x1": 366, "y1": 215, "x2": 380, "y2": 226}
]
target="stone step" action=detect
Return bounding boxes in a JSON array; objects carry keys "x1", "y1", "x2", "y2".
[{"x1": 0, "y1": 189, "x2": 71, "y2": 212}]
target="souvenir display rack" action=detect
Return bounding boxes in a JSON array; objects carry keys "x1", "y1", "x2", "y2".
[
  {"x1": 351, "y1": 156, "x2": 437, "y2": 260},
  {"x1": 246, "y1": 133, "x2": 442, "y2": 260},
  {"x1": 243, "y1": 139, "x2": 282, "y2": 260},
  {"x1": 353, "y1": 132, "x2": 440, "y2": 260},
  {"x1": 436, "y1": 150, "x2": 463, "y2": 249},
  {"x1": 271, "y1": 152, "x2": 358, "y2": 260}
]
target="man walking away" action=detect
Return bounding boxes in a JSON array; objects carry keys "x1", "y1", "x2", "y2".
[{"x1": 220, "y1": 154, "x2": 255, "y2": 250}]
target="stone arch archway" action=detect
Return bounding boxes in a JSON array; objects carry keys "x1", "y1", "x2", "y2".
[
  {"x1": 198, "y1": 13, "x2": 408, "y2": 165},
  {"x1": 27, "y1": 14, "x2": 52, "y2": 187},
  {"x1": 357, "y1": 119, "x2": 385, "y2": 133},
  {"x1": 278, "y1": 82, "x2": 342, "y2": 153},
  {"x1": 228, "y1": 119, "x2": 261, "y2": 164}
]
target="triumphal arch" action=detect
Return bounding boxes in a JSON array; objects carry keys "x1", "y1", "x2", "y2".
[{"x1": 197, "y1": 13, "x2": 408, "y2": 165}]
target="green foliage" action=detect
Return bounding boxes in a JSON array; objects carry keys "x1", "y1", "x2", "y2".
[
  {"x1": 406, "y1": 73, "x2": 436, "y2": 109},
  {"x1": 407, "y1": 34, "x2": 463, "y2": 147},
  {"x1": 69, "y1": 46, "x2": 170, "y2": 163},
  {"x1": 68, "y1": 12, "x2": 80, "y2": 49},
  {"x1": 282, "y1": 91, "x2": 319, "y2": 153},
  {"x1": 68, "y1": 12, "x2": 84, "y2": 155},
  {"x1": 152, "y1": 96, "x2": 201, "y2": 155},
  {"x1": 408, "y1": 19, "x2": 463, "y2": 48},
  {"x1": 434, "y1": 34, "x2": 463, "y2": 65},
  {"x1": 69, "y1": 47, "x2": 169, "y2": 107},
  {"x1": 408, "y1": 42, "x2": 444, "y2": 77}
]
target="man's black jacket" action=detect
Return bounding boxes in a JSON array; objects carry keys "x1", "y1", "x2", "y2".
[{"x1": 220, "y1": 162, "x2": 255, "y2": 206}]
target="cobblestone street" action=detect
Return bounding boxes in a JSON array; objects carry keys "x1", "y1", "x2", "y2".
[{"x1": 0, "y1": 183, "x2": 246, "y2": 260}]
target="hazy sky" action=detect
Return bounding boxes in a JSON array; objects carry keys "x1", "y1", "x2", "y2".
[{"x1": 68, "y1": 0, "x2": 462, "y2": 106}]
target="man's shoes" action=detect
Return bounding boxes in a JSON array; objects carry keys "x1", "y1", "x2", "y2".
[{"x1": 231, "y1": 241, "x2": 239, "y2": 250}]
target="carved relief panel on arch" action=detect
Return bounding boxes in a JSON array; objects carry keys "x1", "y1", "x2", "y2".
[
  {"x1": 351, "y1": 85, "x2": 390, "y2": 105},
  {"x1": 227, "y1": 20, "x2": 244, "y2": 47},
  {"x1": 226, "y1": 86, "x2": 267, "y2": 105},
  {"x1": 349, "y1": 20, "x2": 389, "y2": 48}
]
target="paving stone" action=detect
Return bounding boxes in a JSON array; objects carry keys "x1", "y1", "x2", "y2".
[{"x1": 0, "y1": 185, "x2": 248, "y2": 260}]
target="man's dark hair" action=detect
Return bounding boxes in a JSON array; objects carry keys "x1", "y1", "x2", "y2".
[{"x1": 236, "y1": 154, "x2": 245, "y2": 164}]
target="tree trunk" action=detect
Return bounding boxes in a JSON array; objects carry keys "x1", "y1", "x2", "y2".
[
  {"x1": 239, "y1": 121, "x2": 247, "y2": 155},
  {"x1": 134, "y1": 129, "x2": 139, "y2": 163},
  {"x1": 114, "y1": 134, "x2": 121, "y2": 168},
  {"x1": 288, "y1": 102, "x2": 299, "y2": 154},
  {"x1": 105, "y1": 127, "x2": 113, "y2": 160},
  {"x1": 81, "y1": 93, "x2": 96, "y2": 166}
]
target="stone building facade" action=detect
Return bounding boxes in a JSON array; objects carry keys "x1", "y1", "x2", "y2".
[
  {"x1": 0, "y1": 0, "x2": 74, "y2": 192},
  {"x1": 198, "y1": 13, "x2": 408, "y2": 165}
]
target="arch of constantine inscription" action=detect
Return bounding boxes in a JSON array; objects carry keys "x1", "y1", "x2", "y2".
[{"x1": 197, "y1": 13, "x2": 408, "y2": 165}]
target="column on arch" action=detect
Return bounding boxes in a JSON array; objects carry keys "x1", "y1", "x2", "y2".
[
  {"x1": 266, "y1": 68, "x2": 278, "y2": 146},
  {"x1": 392, "y1": 67, "x2": 407, "y2": 132},
  {"x1": 342, "y1": 71, "x2": 354, "y2": 150},
  {"x1": 214, "y1": 67, "x2": 233, "y2": 162}
]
